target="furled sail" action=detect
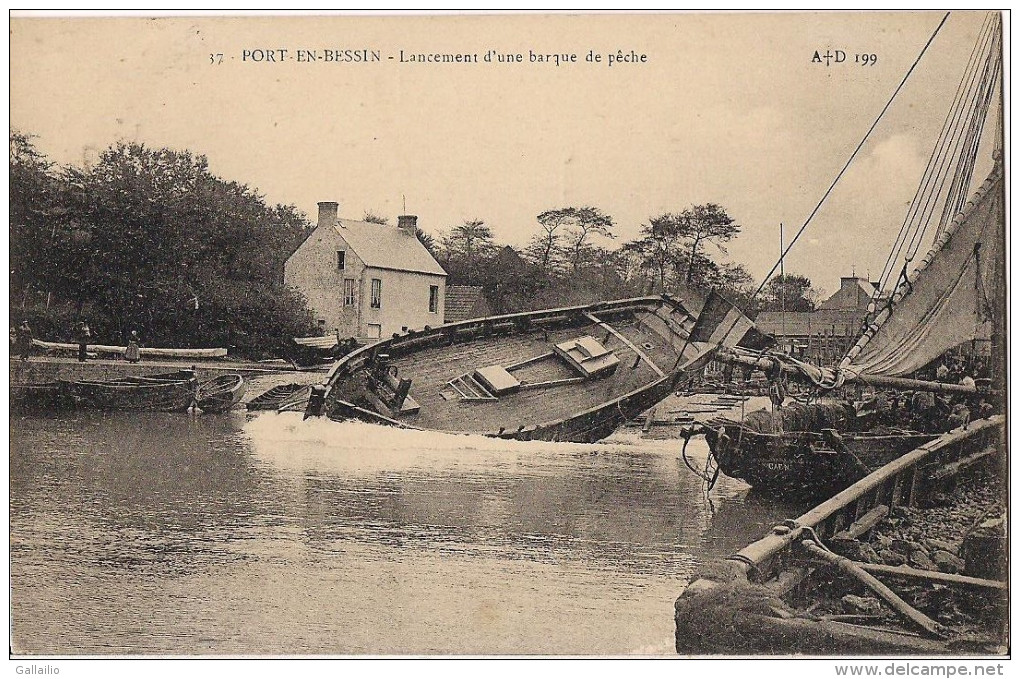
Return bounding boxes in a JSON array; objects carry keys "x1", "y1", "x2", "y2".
[{"x1": 839, "y1": 162, "x2": 1003, "y2": 378}]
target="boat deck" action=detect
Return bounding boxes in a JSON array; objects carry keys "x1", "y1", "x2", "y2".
[{"x1": 334, "y1": 314, "x2": 685, "y2": 434}]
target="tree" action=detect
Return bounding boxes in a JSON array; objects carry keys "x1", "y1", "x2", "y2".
[
  {"x1": 760, "y1": 274, "x2": 820, "y2": 312},
  {"x1": 9, "y1": 130, "x2": 61, "y2": 308},
  {"x1": 362, "y1": 210, "x2": 389, "y2": 224},
  {"x1": 528, "y1": 208, "x2": 572, "y2": 272},
  {"x1": 676, "y1": 203, "x2": 740, "y2": 285},
  {"x1": 9, "y1": 136, "x2": 317, "y2": 354},
  {"x1": 563, "y1": 206, "x2": 614, "y2": 274},
  {"x1": 624, "y1": 213, "x2": 687, "y2": 292},
  {"x1": 415, "y1": 227, "x2": 440, "y2": 260},
  {"x1": 439, "y1": 219, "x2": 496, "y2": 284}
]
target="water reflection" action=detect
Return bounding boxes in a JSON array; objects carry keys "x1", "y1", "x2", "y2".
[{"x1": 10, "y1": 410, "x2": 805, "y2": 655}]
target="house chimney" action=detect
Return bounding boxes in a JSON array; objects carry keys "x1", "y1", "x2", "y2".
[
  {"x1": 317, "y1": 201, "x2": 339, "y2": 228},
  {"x1": 397, "y1": 215, "x2": 418, "y2": 235}
]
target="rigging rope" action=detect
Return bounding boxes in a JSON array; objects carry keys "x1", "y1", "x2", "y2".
[
  {"x1": 751, "y1": 11, "x2": 951, "y2": 302},
  {"x1": 873, "y1": 13, "x2": 1000, "y2": 301},
  {"x1": 873, "y1": 13, "x2": 996, "y2": 298}
]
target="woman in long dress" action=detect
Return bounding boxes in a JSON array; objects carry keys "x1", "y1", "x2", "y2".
[{"x1": 124, "y1": 330, "x2": 141, "y2": 363}]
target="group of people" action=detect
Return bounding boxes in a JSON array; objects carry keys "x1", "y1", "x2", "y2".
[
  {"x1": 10, "y1": 321, "x2": 143, "y2": 364},
  {"x1": 934, "y1": 353, "x2": 989, "y2": 387}
]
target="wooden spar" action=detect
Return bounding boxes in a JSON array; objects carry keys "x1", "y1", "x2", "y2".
[
  {"x1": 799, "y1": 539, "x2": 945, "y2": 639},
  {"x1": 715, "y1": 348, "x2": 994, "y2": 396},
  {"x1": 859, "y1": 563, "x2": 1007, "y2": 591},
  {"x1": 583, "y1": 312, "x2": 666, "y2": 377}
]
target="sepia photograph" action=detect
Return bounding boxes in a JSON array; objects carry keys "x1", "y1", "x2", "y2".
[{"x1": 8, "y1": 9, "x2": 1008, "y2": 668}]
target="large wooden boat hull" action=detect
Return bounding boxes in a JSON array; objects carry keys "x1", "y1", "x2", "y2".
[
  {"x1": 320, "y1": 295, "x2": 719, "y2": 443},
  {"x1": 675, "y1": 416, "x2": 1006, "y2": 655},
  {"x1": 704, "y1": 421, "x2": 939, "y2": 498}
]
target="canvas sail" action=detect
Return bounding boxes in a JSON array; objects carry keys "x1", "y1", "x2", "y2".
[{"x1": 839, "y1": 163, "x2": 1003, "y2": 379}]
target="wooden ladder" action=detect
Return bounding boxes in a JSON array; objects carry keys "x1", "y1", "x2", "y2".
[{"x1": 447, "y1": 373, "x2": 498, "y2": 401}]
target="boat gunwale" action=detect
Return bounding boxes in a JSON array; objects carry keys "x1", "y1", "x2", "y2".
[
  {"x1": 676, "y1": 415, "x2": 1005, "y2": 654},
  {"x1": 731, "y1": 415, "x2": 1004, "y2": 573},
  {"x1": 321, "y1": 294, "x2": 691, "y2": 388},
  {"x1": 320, "y1": 295, "x2": 710, "y2": 436}
]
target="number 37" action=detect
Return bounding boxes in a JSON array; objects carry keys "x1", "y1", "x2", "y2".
[{"x1": 209, "y1": 53, "x2": 224, "y2": 65}]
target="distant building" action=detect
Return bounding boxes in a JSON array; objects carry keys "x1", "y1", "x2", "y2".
[
  {"x1": 444, "y1": 285, "x2": 492, "y2": 323},
  {"x1": 756, "y1": 276, "x2": 877, "y2": 362},
  {"x1": 284, "y1": 201, "x2": 447, "y2": 339}
]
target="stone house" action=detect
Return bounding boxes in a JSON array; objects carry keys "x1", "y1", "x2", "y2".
[{"x1": 284, "y1": 202, "x2": 447, "y2": 339}]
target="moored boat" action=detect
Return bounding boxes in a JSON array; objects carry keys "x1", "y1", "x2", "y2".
[
  {"x1": 701, "y1": 402, "x2": 940, "y2": 498},
  {"x1": 31, "y1": 339, "x2": 227, "y2": 359},
  {"x1": 312, "y1": 294, "x2": 756, "y2": 443},
  {"x1": 60, "y1": 370, "x2": 198, "y2": 412},
  {"x1": 246, "y1": 383, "x2": 312, "y2": 411},
  {"x1": 675, "y1": 415, "x2": 1006, "y2": 655},
  {"x1": 196, "y1": 374, "x2": 247, "y2": 413}
]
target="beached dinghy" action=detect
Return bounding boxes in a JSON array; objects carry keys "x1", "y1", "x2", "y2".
[
  {"x1": 196, "y1": 374, "x2": 246, "y2": 413},
  {"x1": 310, "y1": 294, "x2": 760, "y2": 443}
]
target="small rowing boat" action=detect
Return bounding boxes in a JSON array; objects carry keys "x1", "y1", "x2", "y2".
[
  {"x1": 196, "y1": 374, "x2": 247, "y2": 413},
  {"x1": 246, "y1": 383, "x2": 312, "y2": 411}
]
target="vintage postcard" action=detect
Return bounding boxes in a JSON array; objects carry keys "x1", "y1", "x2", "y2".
[{"x1": 8, "y1": 10, "x2": 1008, "y2": 669}]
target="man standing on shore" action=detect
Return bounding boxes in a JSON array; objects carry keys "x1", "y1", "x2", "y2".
[
  {"x1": 16, "y1": 321, "x2": 33, "y2": 361},
  {"x1": 77, "y1": 321, "x2": 91, "y2": 362}
]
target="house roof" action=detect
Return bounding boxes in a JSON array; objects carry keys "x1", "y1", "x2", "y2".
[
  {"x1": 444, "y1": 285, "x2": 491, "y2": 323},
  {"x1": 817, "y1": 277, "x2": 876, "y2": 311},
  {"x1": 333, "y1": 219, "x2": 447, "y2": 276},
  {"x1": 756, "y1": 309, "x2": 866, "y2": 337}
]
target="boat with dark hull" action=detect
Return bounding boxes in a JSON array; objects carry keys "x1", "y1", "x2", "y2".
[
  {"x1": 675, "y1": 415, "x2": 1006, "y2": 655},
  {"x1": 59, "y1": 370, "x2": 198, "y2": 412},
  {"x1": 314, "y1": 295, "x2": 752, "y2": 443},
  {"x1": 701, "y1": 402, "x2": 940, "y2": 498},
  {"x1": 196, "y1": 374, "x2": 246, "y2": 413}
]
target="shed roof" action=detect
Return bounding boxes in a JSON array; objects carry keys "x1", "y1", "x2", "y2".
[
  {"x1": 444, "y1": 285, "x2": 491, "y2": 323},
  {"x1": 756, "y1": 309, "x2": 866, "y2": 337}
]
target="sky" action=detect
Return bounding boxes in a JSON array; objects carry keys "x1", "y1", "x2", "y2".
[{"x1": 9, "y1": 11, "x2": 1002, "y2": 297}]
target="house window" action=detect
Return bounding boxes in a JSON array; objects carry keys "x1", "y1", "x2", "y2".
[
  {"x1": 370, "y1": 278, "x2": 382, "y2": 309},
  {"x1": 367, "y1": 323, "x2": 382, "y2": 339},
  {"x1": 343, "y1": 278, "x2": 356, "y2": 306},
  {"x1": 336, "y1": 250, "x2": 346, "y2": 270},
  {"x1": 429, "y1": 285, "x2": 439, "y2": 313}
]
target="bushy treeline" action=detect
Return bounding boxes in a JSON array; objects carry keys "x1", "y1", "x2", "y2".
[
  {"x1": 427, "y1": 205, "x2": 762, "y2": 315},
  {"x1": 10, "y1": 131, "x2": 317, "y2": 358}
]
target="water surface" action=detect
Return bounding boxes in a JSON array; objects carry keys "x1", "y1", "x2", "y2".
[{"x1": 10, "y1": 410, "x2": 804, "y2": 655}]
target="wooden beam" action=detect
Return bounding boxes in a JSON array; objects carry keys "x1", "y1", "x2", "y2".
[
  {"x1": 832, "y1": 504, "x2": 889, "y2": 541},
  {"x1": 859, "y1": 563, "x2": 1007, "y2": 590},
  {"x1": 800, "y1": 539, "x2": 944, "y2": 639},
  {"x1": 505, "y1": 351, "x2": 555, "y2": 371},
  {"x1": 584, "y1": 312, "x2": 665, "y2": 377},
  {"x1": 928, "y1": 445, "x2": 997, "y2": 480}
]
